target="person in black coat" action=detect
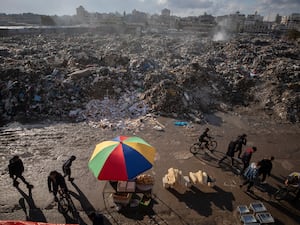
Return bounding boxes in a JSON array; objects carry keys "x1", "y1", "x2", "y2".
[
  {"x1": 235, "y1": 134, "x2": 247, "y2": 158},
  {"x1": 219, "y1": 140, "x2": 237, "y2": 166},
  {"x1": 47, "y1": 170, "x2": 68, "y2": 201},
  {"x1": 8, "y1": 155, "x2": 33, "y2": 188},
  {"x1": 257, "y1": 156, "x2": 274, "y2": 183}
]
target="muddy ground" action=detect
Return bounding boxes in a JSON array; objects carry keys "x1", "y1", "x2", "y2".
[{"x1": 0, "y1": 111, "x2": 300, "y2": 225}]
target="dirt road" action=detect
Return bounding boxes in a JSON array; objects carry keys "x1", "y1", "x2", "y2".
[{"x1": 0, "y1": 112, "x2": 299, "y2": 224}]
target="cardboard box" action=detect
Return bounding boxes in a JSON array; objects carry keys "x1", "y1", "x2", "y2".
[
  {"x1": 117, "y1": 181, "x2": 136, "y2": 192},
  {"x1": 113, "y1": 192, "x2": 132, "y2": 205}
]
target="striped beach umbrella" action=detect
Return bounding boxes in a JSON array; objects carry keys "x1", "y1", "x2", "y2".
[{"x1": 88, "y1": 136, "x2": 156, "y2": 181}]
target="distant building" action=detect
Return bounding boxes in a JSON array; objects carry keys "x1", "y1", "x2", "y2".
[
  {"x1": 0, "y1": 13, "x2": 9, "y2": 25},
  {"x1": 76, "y1": 5, "x2": 90, "y2": 23},
  {"x1": 161, "y1": 8, "x2": 171, "y2": 17},
  {"x1": 216, "y1": 11, "x2": 245, "y2": 33},
  {"x1": 0, "y1": 13, "x2": 41, "y2": 26},
  {"x1": 278, "y1": 13, "x2": 300, "y2": 31},
  {"x1": 177, "y1": 13, "x2": 216, "y2": 33},
  {"x1": 124, "y1": 9, "x2": 148, "y2": 25},
  {"x1": 199, "y1": 12, "x2": 215, "y2": 24},
  {"x1": 275, "y1": 14, "x2": 282, "y2": 24},
  {"x1": 243, "y1": 12, "x2": 270, "y2": 33},
  {"x1": 287, "y1": 13, "x2": 300, "y2": 31}
]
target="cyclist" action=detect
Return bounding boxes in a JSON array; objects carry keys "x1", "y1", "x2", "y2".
[
  {"x1": 48, "y1": 170, "x2": 68, "y2": 201},
  {"x1": 199, "y1": 127, "x2": 211, "y2": 149},
  {"x1": 284, "y1": 172, "x2": 300, "y2": 202}
]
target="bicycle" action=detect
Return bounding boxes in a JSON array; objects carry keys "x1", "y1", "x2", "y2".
[
  {"x1": 190, "y1": 137, "x2": 217, "y2": 154},
  {"x1": 274, "y1": 185, "x2": 299, "y2": 201},
  {"x1": 57, "y1": 188, "x2": 78, "y2": 220}
]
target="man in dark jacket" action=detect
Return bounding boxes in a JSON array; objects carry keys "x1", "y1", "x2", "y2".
[
  {"x1": 8, "y1": 155, "x2": 33, "y2": 188},
  {"x1": 219, "y1": 140, "x2": 237, "y2": 166},
  {"x1": 48, "y1": 170, "x2": 68, "y2": 201},
  {"x1": 235, "y1": 134, "x2": 247, "y2": 158},
  {"x1": 257, "y1": 156, "x2": 274, "y2": 183}
]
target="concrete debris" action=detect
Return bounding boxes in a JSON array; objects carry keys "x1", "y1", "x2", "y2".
[{"x1": 0, "y1": 32, "x2": 299, "y2": 128}]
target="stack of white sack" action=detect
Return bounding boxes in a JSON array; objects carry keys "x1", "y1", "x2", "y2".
[{"x1": 162, "y1": 167, "x2": 191, "y2": 194}]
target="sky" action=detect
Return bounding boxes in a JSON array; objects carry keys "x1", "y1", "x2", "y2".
[{"x1": 1, "y1": 0, "x2": 299, "y2": 20}]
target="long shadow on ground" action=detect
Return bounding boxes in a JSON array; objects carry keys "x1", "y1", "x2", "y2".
[
  {"x1": 70, "y1": 181, "x2": 111, "y2": 225},
  {"x1": 167, "y1": 185, "x2": 235, "y2": 217},
  {"x1": 15, "y1": 186, "x2": 47, "y2": 222},
  {"x1": 114, "y1": 193, "x2": 157, "y2": 221},
  {"x1": 243, "y1": 189, "x2": 300, "y2": 225}
]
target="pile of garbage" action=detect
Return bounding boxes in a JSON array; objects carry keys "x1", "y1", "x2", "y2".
[{"x1": 0, "y1": 32, "x2": 299, "y2": 128}]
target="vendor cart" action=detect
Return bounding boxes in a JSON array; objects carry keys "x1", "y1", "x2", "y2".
[{"x1": 104, "y1": 174, "x2": 155, "y2": 211}]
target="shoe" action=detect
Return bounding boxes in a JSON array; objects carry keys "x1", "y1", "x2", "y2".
[
  {"x1": 69, "y1": 178, "x2": 74, "y2": 182},
  {"x1": 239, "y1": 185, "x2": 243, "y2": 188}
]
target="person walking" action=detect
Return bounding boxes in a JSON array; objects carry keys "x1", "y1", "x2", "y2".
[
  {"x1": 8, "y1": 155, "x2": 33, "y2": 189},
  {"x1": 47, "y1": 170, "x2": 68, "y2": 201},
  {"x1": 240, "y1": 162, "x2": 260, "y2": 192},
  {"x1": 235, "y1": 134, "x2": 247, "y2": 158},
  {"x1": 62, "y1": 155, "x2": 76, "y2": 182},
  {"x1": 219, "y1": 140, "x2": 237, "y2": 166},
  {"x1": 241, "y1": 146, "x2": 257, "y2": 174},
  {"x1": 257, "y1": 156, "x2": 274, "y2": 184}
]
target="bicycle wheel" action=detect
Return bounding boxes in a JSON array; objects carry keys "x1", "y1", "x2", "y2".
[
  {"x1": 274, "y1": 188, "x2": 288, "y2": 200},
  {"x1": 58, "y1": 198, "x2": 69, "y2": 214},
  {"x1": 208, "y1": 140, "x2": 217, "y2": 152},
  {"x1": 190, "y1": 143, "x2": 201, "y2": 154},
  {"x1": 67, "y1": 198, "x2": 78, "y2": 220}
]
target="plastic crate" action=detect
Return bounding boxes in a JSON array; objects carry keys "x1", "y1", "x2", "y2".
[
  {"x1": 240, "y1": 214, "x2": 257, "y2": 224},
  {"x1": 249, "y1": 202, "x2": 267, "y2": 213},
  {"x1": 237, "y1": 205, "x2": 250, "y2": 215},
  {"x1": 256, "y1": 212, "x2": 275, "y2": 224}
]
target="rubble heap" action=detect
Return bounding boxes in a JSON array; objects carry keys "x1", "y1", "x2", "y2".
[{"x1": 0, "y1": 32, "x2": 299, "y2": 128}]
